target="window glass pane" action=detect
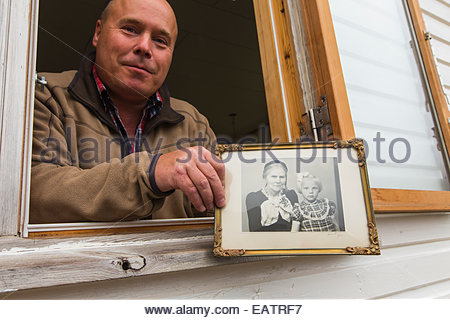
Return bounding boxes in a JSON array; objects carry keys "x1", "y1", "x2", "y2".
[{"x1": 329, "y1": 0, "x2": 450, "y2": 191}]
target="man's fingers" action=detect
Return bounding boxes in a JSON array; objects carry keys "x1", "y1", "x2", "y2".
[
  {"x1": 202, "y1": 149, "x2": 226, "y2": 188},
  {"x1": 186, "y1": 165, "x2": 214, "y2": 211},
  {"x1": 175, "y1": 165, "x2": 206, "y2": 212},
  {"x1": 155, "y1": 146, "x2": 226, "y2": 211},
  {"x1": 195, "y1": 158, "x2": 226, "y2": 208}
]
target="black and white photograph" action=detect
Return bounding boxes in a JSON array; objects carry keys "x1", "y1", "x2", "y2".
[
  {"x1": 242, "y1": 157, "x2": 345, "y2": 233},
  {"x1": 214, "y1": 141, "x2": 379, "y2": 256}
]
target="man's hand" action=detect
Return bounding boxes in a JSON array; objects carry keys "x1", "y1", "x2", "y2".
[{"x1": 154, "y1": 146, "x2": 226, "y2": 212}]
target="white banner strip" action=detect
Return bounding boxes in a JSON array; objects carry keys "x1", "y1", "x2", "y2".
[{"x1": 0, "y1": 300, "x2": 448, "y2": 320}]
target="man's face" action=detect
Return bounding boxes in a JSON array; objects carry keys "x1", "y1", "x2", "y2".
[{"x1": 92, "y1": 0, "x2": 177, "y2": 103}]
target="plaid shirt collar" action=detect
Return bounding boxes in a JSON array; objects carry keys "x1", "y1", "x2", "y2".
[{"x1": 92, "y1": 65, "x2": 162, "y2": 154}]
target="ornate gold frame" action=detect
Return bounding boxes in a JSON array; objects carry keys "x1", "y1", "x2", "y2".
[{"x1": 213, "y1": 139, "x2": 380, "y2": 256}]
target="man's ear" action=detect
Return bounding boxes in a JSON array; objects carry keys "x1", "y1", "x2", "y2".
[{"x1": 92, "y1": 20, "x2": 102, "y2": 48}]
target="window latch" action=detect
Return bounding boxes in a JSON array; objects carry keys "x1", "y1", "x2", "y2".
[
  {"x1": 35, "y1": 74, "x2": 47, "y2": 91},
  {"x1": 300, "y1": 94, "x2": 333, "y2": 142}
]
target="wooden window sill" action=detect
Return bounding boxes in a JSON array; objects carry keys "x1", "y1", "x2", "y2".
[
  {"x1": 2, "y1": 207, "x2": 449, "y2": 293},
  {"x1": 0, "y1": 227, "x2": 264, "y2": 292},
  {"x1": 372, "y1": 188, "x2": 450, "y2": 213}
]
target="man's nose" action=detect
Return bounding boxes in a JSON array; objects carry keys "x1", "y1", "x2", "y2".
[{"x1": 133, "y1": 34, "x2": 152, "y2": 58}]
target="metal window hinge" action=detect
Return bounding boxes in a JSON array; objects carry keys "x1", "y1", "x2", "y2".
[
  {"x1": 35, "y1": 74, "x2": 47, "y2": 91},
  {"x1": 300, "y1": 95, "x2": 333, "y2": 142},
  {"x1": 424, "y1": 31, "x2": 432, "y2": 41}
]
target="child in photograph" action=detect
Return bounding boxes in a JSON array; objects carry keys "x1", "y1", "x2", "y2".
[{"x1": 292, "y1": 173, "x2": 338, "y2": 232}]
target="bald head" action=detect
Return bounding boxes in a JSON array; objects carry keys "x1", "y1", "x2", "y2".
[
  {"x1": 100, "y1": 0, "x2": 177, "y2": 38},
  {"x1": 100, "y1": 0, "x2": 116, "y2": 22}
]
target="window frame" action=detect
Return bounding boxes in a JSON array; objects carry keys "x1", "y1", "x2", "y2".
[
  {"x1": 0, "y1": 0, "x2": 38, "y2": 237},
  {"x1": 296, "y1": 0, "x2": 450, "y2": 213},
  {"x1": 1, "y1": 0, "x2": 449, "y2": 292},
  {"x1": 3, "y1": 0, "x2": 307, "y2": 238},
  {"x1": 2, "y1": 0, "x2": 295, "y2": 292},
  {"x1": 405, "y1": 0, "x2": 450, "y2": 160},
  {"x1": 254, "y1": 0, "x2": 307, "y2": 142},
  {"x1": 4, "y1": 0, "x2": 449, "y2": 237}
]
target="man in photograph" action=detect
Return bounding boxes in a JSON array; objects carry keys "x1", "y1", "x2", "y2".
[{"x1": 31, "y1": 0, "x2": 225, "y2": 223}]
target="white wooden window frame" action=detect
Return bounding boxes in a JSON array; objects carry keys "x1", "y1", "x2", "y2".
[
  {"x1": 24, "y1": 0, "x2": 306, "y2": 237},
  {"x1": 0, "y1": 0, "x2": 37, "y2": 237}
]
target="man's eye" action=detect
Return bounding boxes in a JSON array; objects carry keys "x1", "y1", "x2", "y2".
[
  {"x1": 123, "y1": 26, "x2": 137, "y2": 33},
  {"x1": 154, "y1": 38, "x2": 168, "y2": 46}
]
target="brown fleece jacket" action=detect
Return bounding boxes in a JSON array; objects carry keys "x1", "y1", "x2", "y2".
[{"x1": 31, "y1": 55, "x2": 216, "y2": 223}]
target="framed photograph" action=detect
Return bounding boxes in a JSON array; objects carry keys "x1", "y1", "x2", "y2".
[{"x1": 213, "y1": 139, "x2": 380, "y2": 256}]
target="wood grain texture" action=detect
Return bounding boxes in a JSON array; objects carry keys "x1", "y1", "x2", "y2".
[
  {"x1": 270, "y1": 0, "x2": 306, "y2": 141},
  {"x1": 285, "y1": 0, "x2": 316, "y2": 112},
  {"x1": 2, "y1": 213, "x2": 449, "y2": 296},
  {"x1": 253, "y1": 0, "x2": 306, "y2": 142},
  {"x1": 0, "y1": 228, "x2": 265, "y2": 292},
  {"x1": 0, "y1": 0, "x2": 36, "y2": 236},
  {"x1": 298, "y1": 0, "x2": 355, "y2": 140},
  {"x1": 2, "y1": 1, "x2": 450, "y2": 300},
  {"x1": 406, "y1": 0, "x2": 450, "y2": 156},
  {"x1": 254, "y1": 0, "x2": 289, "y2": 141},
  {"x1": 3, "y1": 233, "x2": 450, "y2": 299},
  {"x1": 0, "y1": 0, "x2": 11, "y2": 139},
  {"x1": 372, "y1": 188, "x2": 450, "y2": 213}
]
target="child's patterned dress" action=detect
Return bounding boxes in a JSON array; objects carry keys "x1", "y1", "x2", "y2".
[{"x1": 292, "y1": 198, "x2": 337, "y2": 231}]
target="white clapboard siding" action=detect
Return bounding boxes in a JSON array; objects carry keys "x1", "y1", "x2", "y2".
[
  {"x1": 3, "y1": 213, "x2": 450, "y2": 299},
  {"x1": 377, "y1": 279, "x2": 450, "y2": 298},
  {"x1": 420, "y1": 0, "x2": 450, "y2": 108}
]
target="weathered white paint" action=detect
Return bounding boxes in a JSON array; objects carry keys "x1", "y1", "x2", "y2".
[
  {"x1": 0, "y1": 0, "x2": 11, "y2": 140},
  {"x1": 0, "y1": 0, "x2": 450, "y2": 300},
  {"x1": 1, "y1": 234, "x2": 211, "y2": 256},
  {"x1": 0, "y1": 0, "x2": 37, "y2": 236},
  {"x1": 420, "y1": 0, "x2": 450, "y2": 108},
  {"x1": 0, "y1": 228, "x2": 266, "y2": 293},
  {"x1": 1, "y1": 213, "x2": 449, "y2": 299}
]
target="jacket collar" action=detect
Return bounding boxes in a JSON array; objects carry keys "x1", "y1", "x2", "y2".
[{"x1": 68, "y1": 52, "x2": 184, "y2": 131}]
